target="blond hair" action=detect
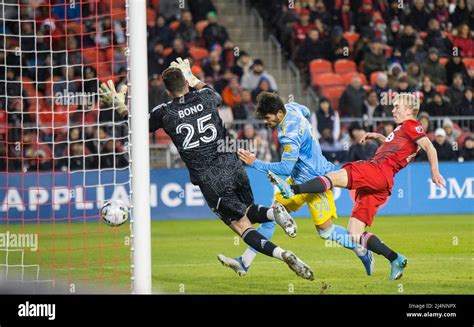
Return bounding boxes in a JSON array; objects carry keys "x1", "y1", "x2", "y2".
[{"x1": 395, "y1": 93, "x2": 420, "y2": 117}]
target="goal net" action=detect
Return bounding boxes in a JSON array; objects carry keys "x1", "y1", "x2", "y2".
[{"x1": 0, "y1": 0, "x2": 134, "y2": 293}]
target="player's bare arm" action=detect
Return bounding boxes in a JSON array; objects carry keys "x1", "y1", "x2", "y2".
[
  {"x1": 360, "y1": 132, "x2": 386, "y2": 144},
  {"x1": 416, "y1": 136, "x2": 446, "y2": 188}
]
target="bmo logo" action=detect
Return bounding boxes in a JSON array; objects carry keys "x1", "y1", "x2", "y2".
[{"x1": 428, "y1": 178, "x2": 474, "y2": 199}]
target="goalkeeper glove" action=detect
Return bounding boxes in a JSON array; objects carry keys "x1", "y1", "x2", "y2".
[
  {"x1": 99, "y1": 80, "x2": 128, "y2": 118},
  {"x1": 170, "y1": 57, "x2": 201, "y2": 87}
]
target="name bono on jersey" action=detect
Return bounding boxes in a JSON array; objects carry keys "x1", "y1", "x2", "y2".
[{"x1": 178, "y1": 104, "x2": 204, "y2": 118}]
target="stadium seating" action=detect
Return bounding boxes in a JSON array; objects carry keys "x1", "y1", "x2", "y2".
[{"x1": 334, "y1": 59, "x2": 357, "y2": 74}]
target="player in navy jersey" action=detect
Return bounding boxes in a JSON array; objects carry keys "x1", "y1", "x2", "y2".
[{"x1": 100, "y1": 58, "x2": 314, "y2": 280}]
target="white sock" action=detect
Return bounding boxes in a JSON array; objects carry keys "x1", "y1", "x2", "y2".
[
  {"x1": 272, "y1": 247, "x2": 284, "y2": 261},
  {"x1": 353, "y1": 243, "x2": 367, "y2": 257},
  {"x1": 241, "y1": 248, "x2": 258, "y2": 267},
  {"x1": 266, "y1": 208, "x2": 274, "y2": 220}
]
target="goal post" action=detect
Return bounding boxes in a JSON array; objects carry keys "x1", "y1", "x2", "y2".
[
  {"x1": 128, "y1": 0, "x2": 152, "y2": 295},
  {"x1": 0, "y1": 0, "x2": 151, "y2": 294}
]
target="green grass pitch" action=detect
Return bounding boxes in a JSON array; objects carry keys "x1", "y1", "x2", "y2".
[
  {"x1": 152, "y1": 215, "x2": 473, "y2": 294},
  {"x1": 2, "y1": 215, "x2": 472, "y2": 294}
]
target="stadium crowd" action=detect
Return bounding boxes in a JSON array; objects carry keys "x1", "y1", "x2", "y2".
[{"x1": 0, "y1": 0, "x2": 473, "y2": 173}]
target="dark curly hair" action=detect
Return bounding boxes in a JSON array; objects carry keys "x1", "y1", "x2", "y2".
[{"x1": 255, "y1": 92, "x2": 285, "y2": 119}]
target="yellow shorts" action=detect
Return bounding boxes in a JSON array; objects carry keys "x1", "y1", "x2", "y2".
[{"x1": 274, "y1": 178, "x2": 337, "y2": 226}]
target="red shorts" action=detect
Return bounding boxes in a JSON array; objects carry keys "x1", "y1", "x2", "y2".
[{"x1": 342, "y1": 161, "x2": 393, "y2": 226}]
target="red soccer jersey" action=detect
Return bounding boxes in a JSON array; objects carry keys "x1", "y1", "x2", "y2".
[{"x1": 371, "y1": 119, "x2": 426, "y2": 177}]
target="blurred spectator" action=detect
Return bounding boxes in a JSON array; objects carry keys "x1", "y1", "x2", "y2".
[
  {"x1": 149, "y1": 74, "x2": 170, "y2": 111},
  {"x1": 347, "y1": 123, "x2": 378, "y2": 162},
  {"x1": 457, "y1": 87, "x2": 473, "y2": 116},
  {"x1": 240, "y1": 124, "x2": 271, "y2": 161},
  {"x1": 310, "y1": 1, "x2": 332, "y2": 27},
  {"x1": 386, "y1": 48, "x2": 405, "y2": 71},
  {"x1": 241, "y1": 59, "x2": 278, "y2": 91},
  {"x1": 222, "y1": 77, "x2": 241, "y2": 108},
  {"x1": 445, "y1": 54, "x2": 469, "y2": 86},
  {"x1": 425, "y1": 18, "x2": 452, "y2": 57},
  {"x1": 176, "y1": 11, "x2": 198, "y2": 44},
  {"x1": 363, "y1": 90, "x2": 384, "y2": 127},
  {"x1": 363, "y1": 42, "x2": 386, "y2": 77},
  {"x1": 433, "y1": 128, "x2": 457, "y2": 161},
  {"x1": 334, "y1": 0, "x2": 353, "y2": 32},
  {"x1": 424, "y1": 92, "x2": 455, "y2": 117},
  {"x1": 398, "y1": 24, "x2": 417, "y2": 54},
  {"x1": 232, "y1": 89, "x2": 255, "y2": 121},
  {"x1": 443, "y1": 118, "x2": 461, "y2": 145},
  {"x1": 329, "y1": 26, "x2": 349, "y2": 61},
  {"x1": 387, "y1": 62, "x2": 403, "y2": 89},
  {"x1": 422, "y1": 48, "x2": 447, "y2": 85},
  {"x1": 188, "y1": 0, "x2": 217, "y2": 23},
  {"x1": 445, "y1": 73, "x2": 466, "y2": 109},
  {"x1": 100, "y1": 140, "x2": 128, "y2": 169},
  {"x1": 450, "y1": 0, "x2": 470, "y2": 29},
  {"x1": 293, "y1": 9, "x2": 314, "y2": 47},
  {"x1": 407, "y1": 0, "x2": 431, "y2": 31},
  {"x1": 418, "y1": 112, "x2": 432, "y2": 134},
  {"x1": 339, "y1": 77, "x2": 365, "y2": 117},
  {"x1": 373, "y1": 72, "x2": 389, "y2": 99},
  {"x1": 452, "y1": 23, "x2": 474, "y2": 58},
  {"x1": 313, "y1": 18, "x2": 329, "y2": 39},
  {"x1": 165, "y1": 38, "x2": 190, "y2": 67},
  {"x1": 420, "y1": 75, "x2": 437, "y2": 104},
  {"x1": 397, "y1": 76, "x2": 414, "y2": 93},
  {"x1": 315, "y1": 97, "x2": 340, "y2": 140},
  {"x1": 459, "y1": 136, "x2": 474, "y2": 162},
  {"x1": 403, "y1": 36, "x2": 428, "y2": 65},
  {"x1": 95, "y1": 17, "x2": 125, "y2": 47},
  {"x1": 320, "y1": 128, "x2": 344, "y2": 152},
  {"x1": 202, "y1": 50, "x2": 225, "y2": 83},
  {"x1": 231, "y1": 51, "x2": 253, "y2": 80},
  {"x1": 251, "y1": 78, "x2": 275, "y2": 103},
  {"x1": 159, "y1": 0, "x2": 184, "y2": 23},
  {"x1": 295, "y1": 29, "x2": 328, "y2": 67},
  {"x1": 149, "y1": 16, "x2": 176, "y2": 48},
  {"x1": 148, "y1": 41, "x2": 167, "y2": 76},
  {"x1": 357, "y1": 0, "x2": 378, "y2": 32},
  {"x1": 202, "y1": 11, "x2": 229, "y2": 48},
  {"x1": 431, "y1": 0, "x2": 450, "y2": 30},
  {"x1": 407, "y1": 63, "x2": 423, "y2": 88}
]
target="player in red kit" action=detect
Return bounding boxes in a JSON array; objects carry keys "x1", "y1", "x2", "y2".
[{"x1": 268, "y1": 93, "x2": 446, "y2": 280}]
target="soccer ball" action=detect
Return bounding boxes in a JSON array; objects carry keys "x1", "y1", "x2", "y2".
[{"x1": 101, "y1": 200, "x2": 129, "y2": 227}]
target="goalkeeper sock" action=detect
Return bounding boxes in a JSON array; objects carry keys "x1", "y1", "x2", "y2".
[
  {"x1": 318, "y1": 224, "x2": 356, "y2": 250},
  {"x1": 361, "y1": 232, "x2": 398, "y2": 262},
  {"x1": 241, "y1": 228, "x2": 283, "y2": 260},
  {"x1": 247, "y1": 204, "x2": 274, "y2": 224},
  {"x1": 241, "y1": 221, "x2": 277, "y2": 267},
  {"x1": 291, "y1": 176, "x2": 333, "y2": 195}
]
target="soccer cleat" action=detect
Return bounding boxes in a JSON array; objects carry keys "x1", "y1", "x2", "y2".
[
  {"x1": 273, "y1": 203, "x2": 297, "y2": 238},
  {"x1": 389, "y1": 254, "x2": 407, "y2": 280},
  {"x1": 217, "y1": 254, "x2": 248, "y2": 276},
  {"x1": 358, "y1": 250, "x2": 375, "y2": 276},
  {"x1": 282, "y1": 251, "x2": 314, "y2": 281},
  {"x1": 267, "y1": 171, "x2": 294, "y2": 199}
]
